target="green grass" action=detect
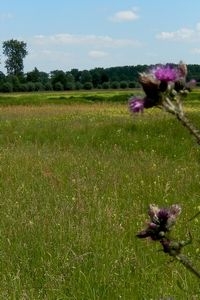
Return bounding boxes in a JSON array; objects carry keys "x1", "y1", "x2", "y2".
[
  {"x1": 0, "y1": 90, "x2": 135, "y2": 106},
  {"x1": 0, "y1": 96, "x2": 200, "y2": 299}
]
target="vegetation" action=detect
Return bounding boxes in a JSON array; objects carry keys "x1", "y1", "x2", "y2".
[
  {"x1": 0, "y1": 90, "x2": 200, "y2": 298},
  {"x1": 0, "y1": 90, "x2": 135, "y2": 106},
  {"x1": 0, "y1": 64, "x2": 199, "y2": 93},
  {"x1": 0, "y1": 39, "x2": 200, "y2": 93},
  {"x1": 2, "y1": 39, "x2": 28, "y2": 76}
]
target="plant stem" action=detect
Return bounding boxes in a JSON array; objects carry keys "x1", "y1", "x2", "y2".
[
  {"x1": 162, "y1": 97, "x2": 200, "y2": 145},
  {"x1": 176, "y1": 113, "x2": 200, "y2": 145},
  {"x1": 176, "y1": 254, "x2": 200, "y2": 279}
]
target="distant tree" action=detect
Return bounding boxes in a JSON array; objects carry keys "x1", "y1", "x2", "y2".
[
  {"x1": 90, "y1": 68, "x2": 102, "y2": 87},
  {"x1": 100, "y1": 71, "x2": 109, "y2": 83},
  {"x1": 110, "y1": 81, "x2": 120, "y2": 89},
  {"x1": 0, "y1": 71, "x2": 6, "y2": 84},
  {"x1": 187, "y1": 64, "x2": 200, "y2": 82},
  {"x1": 80, "y1": 70, "x2": 92, "y2": 84},
  {"x1": 45, "y1": 82, "x2": 53, "y2": 91},
  {"x1": 3, "y1": 39, "x2": 28, "y2": 76},
  {"x1": 50, "y1": 70, "x2": 66, "y2": 89},
  {"x1": 75, "y1": 81, "x2": 82, "y2": 90},
  {"x1": 54, "y1": 81, "x2": 64, "y2": 91},
  {"x1": 128, "y1": 81, "x2": 136, "y2": 88},
  {"x1": 65, "y1": 72, "x2": 75, "y2": 90},
  {"x1": 120, "y1": 81, "x2": 128, "y2": 89},
  {"x1": 27, "y1": 82, "x2": 36, "y2": 92},
  {"x1": 102, "y1": 82, "x2": 110, "y2": 89},
  {"x1": 1, "y1": 82, "x2": 13, "y2": 93},
  {"x1": 19, "y1": 83, "x2": 28, "y2": 92},
  {"x1": 26, "y1": 67, "x2": 40, "y2": 82},
  {"x1": 6, "y1": 75, "x2": 21, "y2": 91},
  {"x1": 70, "y1": 68, "x2": 80, "y2": 81},
  {"x1": 83, "y1": 82, "x2": 93, "y2": 90},
  {"x1": 35, "y1": 82, "x2": 44, "y2": 91}
]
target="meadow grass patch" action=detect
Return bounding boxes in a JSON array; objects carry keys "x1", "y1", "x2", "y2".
[{"x1": 0, "y1": 98, "x2": 200, "y2": 299}]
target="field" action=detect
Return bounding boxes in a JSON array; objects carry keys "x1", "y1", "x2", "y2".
[{"x1": 0, "y1": 91, "x2": 200, "y2": 299}]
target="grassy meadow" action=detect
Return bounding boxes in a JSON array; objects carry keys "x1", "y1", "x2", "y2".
[{"x1": 0, "y1": 90, "x2": 200, "y2": 299}]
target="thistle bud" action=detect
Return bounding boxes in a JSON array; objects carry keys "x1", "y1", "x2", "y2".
[{"x1": 178, "y1": 61, "x2": 187, "y2": 78}]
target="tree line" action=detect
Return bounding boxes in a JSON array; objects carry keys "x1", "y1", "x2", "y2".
[{"x1": 0, "y1": 39, "x2": 200, "y2": 93}]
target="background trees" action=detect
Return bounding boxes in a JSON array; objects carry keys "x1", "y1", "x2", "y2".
[
  {"x1": 3, "y1": 39, "x2": 28, "y2": 76},
  {"x1": 0, "y1": 39, "x2": 200, "y2": 92}
]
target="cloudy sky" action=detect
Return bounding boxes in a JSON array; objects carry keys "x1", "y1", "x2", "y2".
[{"x1": 1, "y1": 0, "x2": 200, "y2": 73}]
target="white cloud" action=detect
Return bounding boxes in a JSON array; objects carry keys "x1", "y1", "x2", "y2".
[
  {"x1": 28, "y1": 49, "x2": 71, "y2": 60},
  {"x1": 88, "y1": 50, "x2": 108, "y2": 59},
  {"x1": 109, "y1": 9, "x2": 139, "y2": 22},
  {"x1": 156, "y1": 22, "x2": 200, "y2": 42},
  {"x1": 31, "y1": 33, "x2": 141, "y2": 48},
  {"x1": 156, "y1": 28, "x2": 195, "y2": 41}
]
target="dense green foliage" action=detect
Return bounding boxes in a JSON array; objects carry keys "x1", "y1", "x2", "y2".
[
  {"x1": 1, "y1": 39, "x2": 200, "y2": 93},
  {"x1": 2, "y1": 39, "x2": 28, "y2": 76},
  {"x1": 0, "y1": 92, "x2": 200, "y2": 298},
  {"x1": 0, "y1": 64, "x2": 199, "y2": 93},
  {"x1": 0, "y1": 59, "x2": 200, "y2": 93}
]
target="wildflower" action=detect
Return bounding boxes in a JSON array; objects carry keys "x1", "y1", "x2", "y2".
[
  {"x1": 138, "y1": 73, "x2": 161, "y2": 107},
  {"x1": 152, "y1": 65, "x2": 178, "y2": 82},
  {"x1": 186, "y1": 79, "x2": 196, "y2": 91},
  {"x1": 128, "y1": 61, "x2": 200, "y2": 144},
  {"x1": 136, "y1": 204, "x2": 181, "y2": 240},
  {"x1": 139, "y1": 72, "x2": 160, "y2": 97},
  {"x1": 128, "y1": 97, "x2": 144, "y2": 113},
  {"x1": 137, "y1": 204, "x2": 200, "y2": 279}
]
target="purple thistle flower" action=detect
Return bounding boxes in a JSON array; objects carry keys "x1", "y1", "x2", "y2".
[
  {"x1": 152, "y1": 65, "x2": 178, "y2": 82},
  {"x1": 138, "y1": 72, "x2": 163, "y2": 105},
  {"x1": 186, "y1": 79, "x2": 196, "y2": 90},
  {"x1": 129, "y1": 97, "x2": 144, "y2": 113},
  {"x1": 137, "y1": 204, "x2": 181, "y2": 241}
]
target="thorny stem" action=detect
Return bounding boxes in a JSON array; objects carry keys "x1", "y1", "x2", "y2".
[
  {"x1": 160, "y1": 234, "x2": 200, "y2": 279},
  {"x1": 188, "y1": 211, "x2": 200, "y2": 222},
  {"x1": 176, "y1": 113, "x2": 200, "y2": 145},
  {"x1": 162, "y1": 97, "x2": 200, "y2": 145},
  {"x1": 176, "y1": 254, "x2": 200, "y2": 279}
]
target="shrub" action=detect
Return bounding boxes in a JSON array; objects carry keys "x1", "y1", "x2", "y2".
[
  {"x1": 102, "y1": 82, "x2": 110, "y2": 89},
  {"x1": 1, "y1": 82, "x2": 13, "y2": 93},
  {"x1": 83, "y1": 82, "x2": 93, "y2": 90},
  {"x1": 75, "y1": 82, "x2": 82, "y2": 90},
  {"x1": 110, "y1": 81, "x2": 120, "y2": 89},
  {"x1": 45, "y1": 82, "x2": 53, "y2": 91},
  {"x1": 54, "y1": 82, "x2": 64, "y2": 91},
  {"x1": 128, "y1": 81, "x2": 136, "y2": 88},
  {"x1": 120, "y1": 81, "x2": 128, "y2": 89}
]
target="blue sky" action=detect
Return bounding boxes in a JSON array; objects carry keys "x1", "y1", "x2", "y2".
[{"x1": 1, "y1": 0, "x2": 200, "y2": 73}]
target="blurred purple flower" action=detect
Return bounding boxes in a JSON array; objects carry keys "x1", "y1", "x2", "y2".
[
  {"x1": 129, "y1": 97, "x2": 144, "y2": 113},
  {"x1": 186, "y1": 79, "x2": 196, "y2": 90},
  {"x1": 137, "y1": 204, "x2": 181, "y2": 240},
  {"x1": 152, "y1": 65, "x2": 178, "y2": 82}
]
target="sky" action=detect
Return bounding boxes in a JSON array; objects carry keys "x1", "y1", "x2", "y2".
[{"x1": 1, "y1": 0, "x2": 200, "y2": 73}]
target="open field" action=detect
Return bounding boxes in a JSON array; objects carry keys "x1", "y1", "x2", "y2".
[
  {"x1": 0, "y1": 92, "x2": 200, "y2": 299},
  {"x1": 0, "y1": 90, "x2": 135, "y2": 106}
]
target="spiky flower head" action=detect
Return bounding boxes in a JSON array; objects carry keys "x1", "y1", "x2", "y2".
[
  {"x1": 137, "y1": 204, "x2": 181, "y2": 241},
  {"x1": 128, "y1": 97, "x2": 144, "y2": 113},
  {"x1": 151, "y1": 65, "x2": 179, "y2": 82}
]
